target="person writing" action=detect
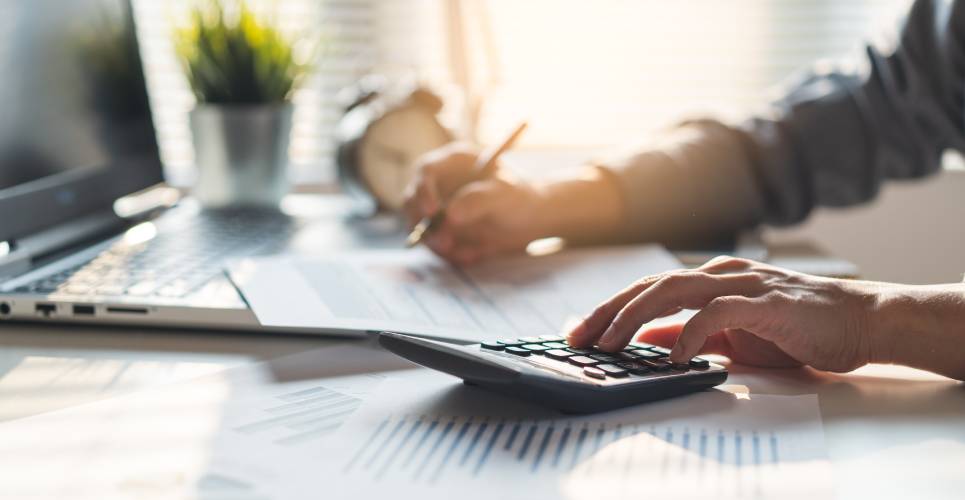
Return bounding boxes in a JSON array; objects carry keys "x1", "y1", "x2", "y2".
[{"x1": 403, "y1": 0, "x2": 965, "y2": 381}]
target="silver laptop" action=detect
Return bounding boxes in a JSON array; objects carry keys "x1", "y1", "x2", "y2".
[{"x1": 0, "y1": 0, "x2": 336, "y2": 333}]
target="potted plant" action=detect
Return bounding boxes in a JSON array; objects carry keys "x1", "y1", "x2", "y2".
[{"x1": 175, "y1": 2, "x2": 311, "y2": 208}]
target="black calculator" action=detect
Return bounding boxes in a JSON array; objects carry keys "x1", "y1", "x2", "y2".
[{"x1": 378, "y1": 331, "x2": 728, "y2": 414}]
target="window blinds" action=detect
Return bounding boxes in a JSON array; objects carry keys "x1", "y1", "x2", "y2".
[{"x1": 132, "y1": 0, "x2": 911, "y2": 186}]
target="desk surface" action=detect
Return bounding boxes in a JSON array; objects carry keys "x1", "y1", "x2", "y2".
[{"x1": 1, "y1": 194, "x2": 962, "y2": 499}]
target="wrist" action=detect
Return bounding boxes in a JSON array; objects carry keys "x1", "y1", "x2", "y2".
[
  {"x1": 867, "y1": 286, "x2": 908, "y2": 365},
  {"x1": 531, "y1": 167, "x2": 625, "y2": 242},
  {"x1": 870, "y1": 283, "x2": 965, "y2": 379}
]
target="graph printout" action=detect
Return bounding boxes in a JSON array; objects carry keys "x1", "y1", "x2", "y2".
[{"x1": 273, "y1": 372, "x2": 834, "y2": 500}]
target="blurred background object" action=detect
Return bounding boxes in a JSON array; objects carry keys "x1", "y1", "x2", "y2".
[
  {"x1": 174, "y1": 1, "x2": 314, "y2": 208},
  {"x1": 128, "y1": 0, "x2": 963, "y2": 282},
  {"x1": 0, "y1": 0, "x2": 163, "y2": 233},
  {"x1": 334, "y1": 78, "x2": 452, "y2": 216},
  {"x1": 133, "y1": 0, "x2": 923, "y2": 186}
]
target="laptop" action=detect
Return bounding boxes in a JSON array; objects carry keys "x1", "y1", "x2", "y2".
[{"x1": 0, "y1": 0, "x2": 347, "y2": 334}]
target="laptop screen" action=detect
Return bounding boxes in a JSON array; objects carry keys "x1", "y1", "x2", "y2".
[{"x1": 0, "y1": 0, "x2": 163, "y2": 242}]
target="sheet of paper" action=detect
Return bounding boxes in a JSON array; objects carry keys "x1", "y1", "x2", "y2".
[
  {"x1": 0, "y1": 342, "x2": 418, "y2": 500},
  {"x1": 229, "y1": 245, "x2": 685, "y2": 342},
  {"x1": 271, "y1": 371, "x2": 834, "y2": 500},
  {"x1": 0, "y1": 347, "x2": 236, "y2": 423}
]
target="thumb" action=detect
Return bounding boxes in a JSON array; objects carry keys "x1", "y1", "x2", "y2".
[
  {"x1": 446, "y1": 180, "x2": 512, "y2": 226},
  {"x1": 636, "y1": 323, "x2": 732, "y2": 357}
]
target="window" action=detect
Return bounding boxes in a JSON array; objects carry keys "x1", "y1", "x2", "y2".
[
  {"x1": 474, "y1": 0, "x2": 911, "y2": 147},
  {"x1": 134, "y1": 0, "x2": 912, "y2": 187}
]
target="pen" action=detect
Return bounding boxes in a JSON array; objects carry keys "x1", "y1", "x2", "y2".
[{"x1": 405, "y1": 121, "x2": 528, "y2": 248}]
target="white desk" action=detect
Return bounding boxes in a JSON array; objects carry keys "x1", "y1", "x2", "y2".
[{"x1": 1, "y1": 194, "x2": 962, "y2": 499}]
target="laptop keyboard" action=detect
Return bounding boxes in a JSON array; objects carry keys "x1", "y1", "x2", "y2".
[{"x1": 12, "y1": 208, "x2": 295, "y2": 299}]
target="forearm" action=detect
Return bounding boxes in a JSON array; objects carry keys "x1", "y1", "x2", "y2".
[
  {"x1": 590, "y1": 0, "x2": 963, "y2": 244},
  {"x1": 872, "y1": 283, "x2": 965, "y2": 381},
  {"x1": 594, "y1": 122, "x2": 765, "y2": 246},
  {"x1": 531, "y1": 167, "x2": 626, "y2": 243}
]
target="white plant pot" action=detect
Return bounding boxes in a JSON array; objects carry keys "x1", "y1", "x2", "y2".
[{"x1": 189, "y1": 103, "x2": 293, "y2": 208}]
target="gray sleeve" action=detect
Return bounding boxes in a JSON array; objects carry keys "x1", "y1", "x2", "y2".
[{"x1": 599, "y1": 0, "x2": 965, "y2": 245}]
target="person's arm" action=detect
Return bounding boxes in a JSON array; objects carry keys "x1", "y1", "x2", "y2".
[
  {"x1": 873, "y1": 282, "x2": 965, "y2": 380},
  {"x1": 565, "y1": 256, "x2": 965, "y2": 381},
  {"x1": 403, "y1": 0, "x2": 964, "y2": 263},
  {"x1": 600, "y1": 0, "x2": 965, "y2": 245}
]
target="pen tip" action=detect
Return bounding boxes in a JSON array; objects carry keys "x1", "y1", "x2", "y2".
[{"x1": 405, "y1": 224, "x2": 426, "y2": 248}]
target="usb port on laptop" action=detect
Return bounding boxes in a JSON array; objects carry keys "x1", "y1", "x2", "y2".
[{"x1": 72, "y1": 304, "x2": 95, "y2": 316}]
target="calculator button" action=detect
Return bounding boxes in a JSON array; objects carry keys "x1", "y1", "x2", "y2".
[
  {"x1": 522, "y1": 344, "x2": 551, "y2": 353},
  {"x1": 633, "y1": 350, "x2": 663, "y2": 360},
  {"x1": 568, "y1": 356, "x2": 598, "y2": 367},
  {"x1": 689, "y1": 357, "x2": 710, "y2": 369},
  {"x1": 539, "y1": 335, "x2": 566, "y2": 342},
  {"x1": 541, "y1": 341, "x2": 569, "y2": 349},
  {"x1": 544, "y1": 349, "x2": 574, "y2": 360},
  {"x1": 583, "y1": 367, "x2": 606, "y2": 379},
  {"x1": 518, "y1": 336, "x2": 543, "y2": 343},
  {"x1": 497, "y1": 339, "x2": 525, "y2": 347},
  {"x1": 566, "y1": 347, "x2": 595, "y2": 355},
  {"x1": 641, "y1": 359, "x2": 672, "y2": 371},
  {"x1": 629, "y1": 342, "x2": 656, "y2": 350},
  {"x1": 589, "y1": 353, "x2": 619, "y2": 363},
  {"x1": 480, "y1": 341, "x2": 505, "y2": 351},
  {"x1": 614, "y1": 352, "x2": 639, "y2": 362},
  {"x1": 505, "y1": 347, "x2": 531, "y2": 356},
  {"x1": 617, "y1": 361, "x2": 651, "y2": 375},
  {"x1": 648, "y1": 346, "x2": 672, "y2": 356},
  {"x1": 596, "y1": 364, "x2": 629, "y2": 378}
]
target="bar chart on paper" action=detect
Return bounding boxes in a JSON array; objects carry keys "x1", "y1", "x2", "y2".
[
  {"x1": 342, "y1": 414, "x2": 797, "y2": 496},
  {"x1": 284, "y1": 375, "x2": 835, "y2": 500},
  {"x1": 230, "y1": 384, "x2": 364, "y2": 446}
]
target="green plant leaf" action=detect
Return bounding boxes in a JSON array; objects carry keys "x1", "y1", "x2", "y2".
[{"x1": 173, "y1": 1, "x2": 314, "y2": 104}]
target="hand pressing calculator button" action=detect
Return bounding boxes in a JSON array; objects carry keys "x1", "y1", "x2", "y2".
[{"x1": 378, "y1": 331, "x2": 727, "y2": 414}]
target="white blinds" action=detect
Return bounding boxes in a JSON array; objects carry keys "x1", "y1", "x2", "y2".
[
  {"x1": 475, "y1": 0, "x2": 910, "y2": 147},
  {"x1": 132, "y1": 0, "x2": 450, "y2": 185},
  {"x1": 133, "y1": 0, "x2": 911, "y2": 186}
]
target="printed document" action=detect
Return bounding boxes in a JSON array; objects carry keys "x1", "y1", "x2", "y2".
[
  {"x1": 271, "y1": 370, "x2": 834, "y2": 500},
  {"x1": 0, "y1": 342, "x2": 417, "y2": 500},
  {"x1": 229, "y1": 245, "x2": 685, "y2": 342}
]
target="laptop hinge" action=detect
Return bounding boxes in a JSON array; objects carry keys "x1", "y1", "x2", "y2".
[
  {"x1": 0, "y1": 243, "x2": 30, "y2": 281},
  {"x1": 0, "y1": 185, "x2": 180, "y2": 282},
  {"x1": 0, "y1": 210, "x2": 127, "y2": 281}
]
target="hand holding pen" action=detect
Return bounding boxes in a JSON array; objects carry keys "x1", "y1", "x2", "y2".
[
  {"x1": 406, "y1": 122, "x2": 529, "y2": 248},
  {"x1": 403, "y1": 122, "x2": 571, "y2": 266}
]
